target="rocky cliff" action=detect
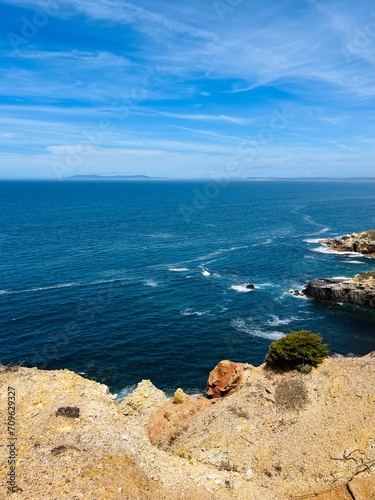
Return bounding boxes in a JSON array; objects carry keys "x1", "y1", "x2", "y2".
[
  {"x1": 1, "y1": 356, "x2": 375, "y2": 499},
  {"x1": 302, "y1": 270, "x2": 375, "y2": 309},
  {"x1": 320, "y1": 230, "x2": 375, "y2": 256}
]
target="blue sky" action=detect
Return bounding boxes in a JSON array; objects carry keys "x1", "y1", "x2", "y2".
[{"x1": 0, "y1": 0, "x2": 374, "y2": 179}]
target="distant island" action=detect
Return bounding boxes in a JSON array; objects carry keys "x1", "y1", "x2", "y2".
[
  {"x1": 62, "y1": 175, "x2": 375, "y2": 182},
  {"x1": 65, "y1": 175, "x2": 165, "y2": 181}
]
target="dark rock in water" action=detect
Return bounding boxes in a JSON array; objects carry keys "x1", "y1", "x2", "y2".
[
  {"x1": 320, "y1": 230, "x2": 375, "y2": 257},
  {"x1": 245, "y1": 284, "x2": 255, "y2": 290},
  {"x1": 302, "y1": 271, "x2": 375, "y2": 309},
  {"x1": 290, "y1": 289, "x2": 303, "y2": 296}
]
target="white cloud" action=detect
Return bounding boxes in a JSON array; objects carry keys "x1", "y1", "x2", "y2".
[{"x1": 9, "y1": 50, "x2": 131, "y2": 68}]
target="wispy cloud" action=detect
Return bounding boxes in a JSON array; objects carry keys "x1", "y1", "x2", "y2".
[
  {"x1": 0, "y1": 0, "x2": 374, "y2": 178},
  {"x1": 8, "y1": 50, "x2": 132, "y2": 68},
  {"x1": 140, "y1": 109, "x2": 250, "y2": 125}
]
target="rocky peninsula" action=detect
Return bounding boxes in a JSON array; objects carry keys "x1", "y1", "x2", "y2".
[
  {"x1": 1, "y1": 356, "x2": 375, "y2": 499},
  {"x1": 303, "y1": 270, "x2": 375, "y2": 309},
  {"x1": 302, "y1": 230, "x2": 375, "y2": 308},
  {"x1": 320, "y1": 230, "x2": 375, "y2": 256}
]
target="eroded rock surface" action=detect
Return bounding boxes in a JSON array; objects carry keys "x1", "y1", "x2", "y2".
[
  {"x1": 206, "y1": 360, "x2": 247, "y2": 398},
  {"x1": 1, "y1": 356, "x2": 375, "y2": 499},
  {"x1": 148, "y1": 356, "x2": 375, "y2": 499},
  {"x1": 320, "y1": 230, "x2": 375, "y2": 256},
  {"x1": 302, "y1": 271, "x2": 375, "y2": 309}
]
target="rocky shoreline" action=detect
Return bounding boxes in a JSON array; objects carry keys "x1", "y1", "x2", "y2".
[
  {"x1": 1, "y1": 358, "x2": 375, "y2": 499},
  {"x1": 320, "y1": 230, "x2": 375, "y2": 256},
  {"x1": 303, "y1": 271, "x2": 375, "y2": 309},
  {"x1": 302, "y1": 230, "x2": 375, "y2": 309}
]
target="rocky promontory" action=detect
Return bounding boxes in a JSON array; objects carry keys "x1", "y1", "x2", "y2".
[
  {"x1": 320, "y1": 230, "x2": 375, "y2": 256},
  {"x1": 303, "y1": 270, "x2": 375, "y2": 309},
  {"x1": 2, "y1": 356, "x2": 375, "y2": 499}
]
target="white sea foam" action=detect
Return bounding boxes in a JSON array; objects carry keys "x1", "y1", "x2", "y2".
[
  {"x1": 303, "y1": 238, "x2": 324, "y2": 244},
  {"x1": 344, "y1": 260, "x2": 363, "y2": 264},
  {"x1": 262, "y1": 238, "x2": 274, "y2": 245},
  {"x1": 91, "y1": 278, "x2": 124, "y2": 285},
  {"x1": 318, "y1": 227, "x2": 330, "y2": 233},
  {"x1": 287, "y1": 290, "x2": 309, "y2": 300},
  {"x1": 311, "y1": 246, "x2": 360, "y2": 256},
  {"x1": 145, "y1": 279, "x2": 158, "y2": 287},
  {"x1": 231, "y1": 318, "x2": 284, "y2": 340},
  {"x1": 180, "y1": 308, "x2": 209, "y2": 316},
  {"x1": 201, "y1": 269, "x2": 210, "y2": 277},
  {"x1": 169, "y1": 267, "x2": 189, "y2": 272},
  {"x1": 256, "y1": 282, "x2": 279, "y2": 289},
  {"x1": 230, "y1": 284, "x2": 254, "y2": 293},
  {"x1": 0, "y1": 278, "x2": 123, "y2": 296},
  {"x1": 267, "y1": 315, "x2": 300, "y2": 326},
  {"x1": 187, "y1": 246, "x2": 249, "y2": 263},
  {"x1": 116, "y1": 384, "x2": 137, "y2": 402},
  {"x1": 0, "y1": 282, "x2": 80, "y2": 295}
]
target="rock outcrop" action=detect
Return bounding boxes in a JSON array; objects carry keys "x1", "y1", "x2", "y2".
[
  {"x1": 1, "y1": 357, "x2": 375, "y2": 499},
  {"x1": 302, "y1": 270, "x2": 375, "y2": 309},
  {"x1": 206, "y1": 360, "x2": 246, "y2": 398},
  {"x1": 320, "y1": 230, "x2": 375, "y2": 256},
  {"x1": 147, "y1": 356, "x2": 375, "y2": 499}
]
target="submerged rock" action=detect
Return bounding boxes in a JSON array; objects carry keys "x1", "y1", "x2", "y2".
[
  {"x1": 302, "y1": 271, "x2": 375, "y2": 309},
  {"x1": 320, "y1": 229, "x2": 375, "y2": 256}
]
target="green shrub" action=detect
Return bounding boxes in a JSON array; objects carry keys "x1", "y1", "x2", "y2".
[{"x1": 265, "y1": 330, "x2": 329, "y2": 371}]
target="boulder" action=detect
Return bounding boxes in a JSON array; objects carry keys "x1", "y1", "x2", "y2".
[
  {"x1": 173, "y1": 388, "x2": 189, "y2": 404},
  {"x1": 206, "y1": 360, "x2": 245, "y2": 398}
]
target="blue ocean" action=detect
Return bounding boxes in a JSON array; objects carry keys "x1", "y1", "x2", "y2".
[{"x1": 0, "y1": 181, "x2": 374, "y2": 397}]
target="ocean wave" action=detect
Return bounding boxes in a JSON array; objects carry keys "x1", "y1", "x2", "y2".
[
  {"x1": 311, "y1": 246, "x2": 360, "y2": 256},
  {"x1": 116, "y1": 384, "x2": 137, "y2": 402},
  {"x1": 90, "y1": 278, "x2": 124, "y2": 285},
  {"x1": 286, "y1": 290, "x2": 308, "y2": 300},
  {"x1": 169, "y1": 267, "x2": 189, "y2": 272},
  {"x1": 230, "y1": 284, "x2": 254, "y2": 293},
  {"x1": 256, "y1": 282, "x2": 280, "y2": 289},
  {"x1": 180, "y1": 308, "x2": 210, "y2": 316},
  {"x1": 145, "y1": 279, "x2": 158, "y2": 287},
  {"x1": 188, "y1": 246, "x2": 249, "y2": 263},
  {"x1": 201, "y1": 269, "x2": 211, "y2": 277},
  {"x1": 344, "y1": 260, "x2": 363, "y2": 264},
  {"x1": 267, "y1": 315, "x2": 300, "y2": 326},
  {"x1": 0, "y1": 278, "x2": 123, "y2": 296},
  {"x1": 303, "y1": 238, "x2": 324, "y2": 243},
  {"x1": 231, "y1": 318, "x2": 284, "y2": 340},
  {"x1": 0, "y1": 282, "x2": 80, "y2": 295}
]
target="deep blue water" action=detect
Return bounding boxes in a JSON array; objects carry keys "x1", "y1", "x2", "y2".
[{"x1": 0, "y1": 180, "x2": 374, "y2": 397}]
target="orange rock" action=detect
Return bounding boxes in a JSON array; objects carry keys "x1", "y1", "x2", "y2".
[
  {"x1": 349, "y1": 476, "x2": 375, "y2": 500},
  {"x1": 146, "y1": 395, "x2": 212, "y2": 448},
  {"x1": 206, "y1": 360, "x2": 245, "y2": 398}
]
